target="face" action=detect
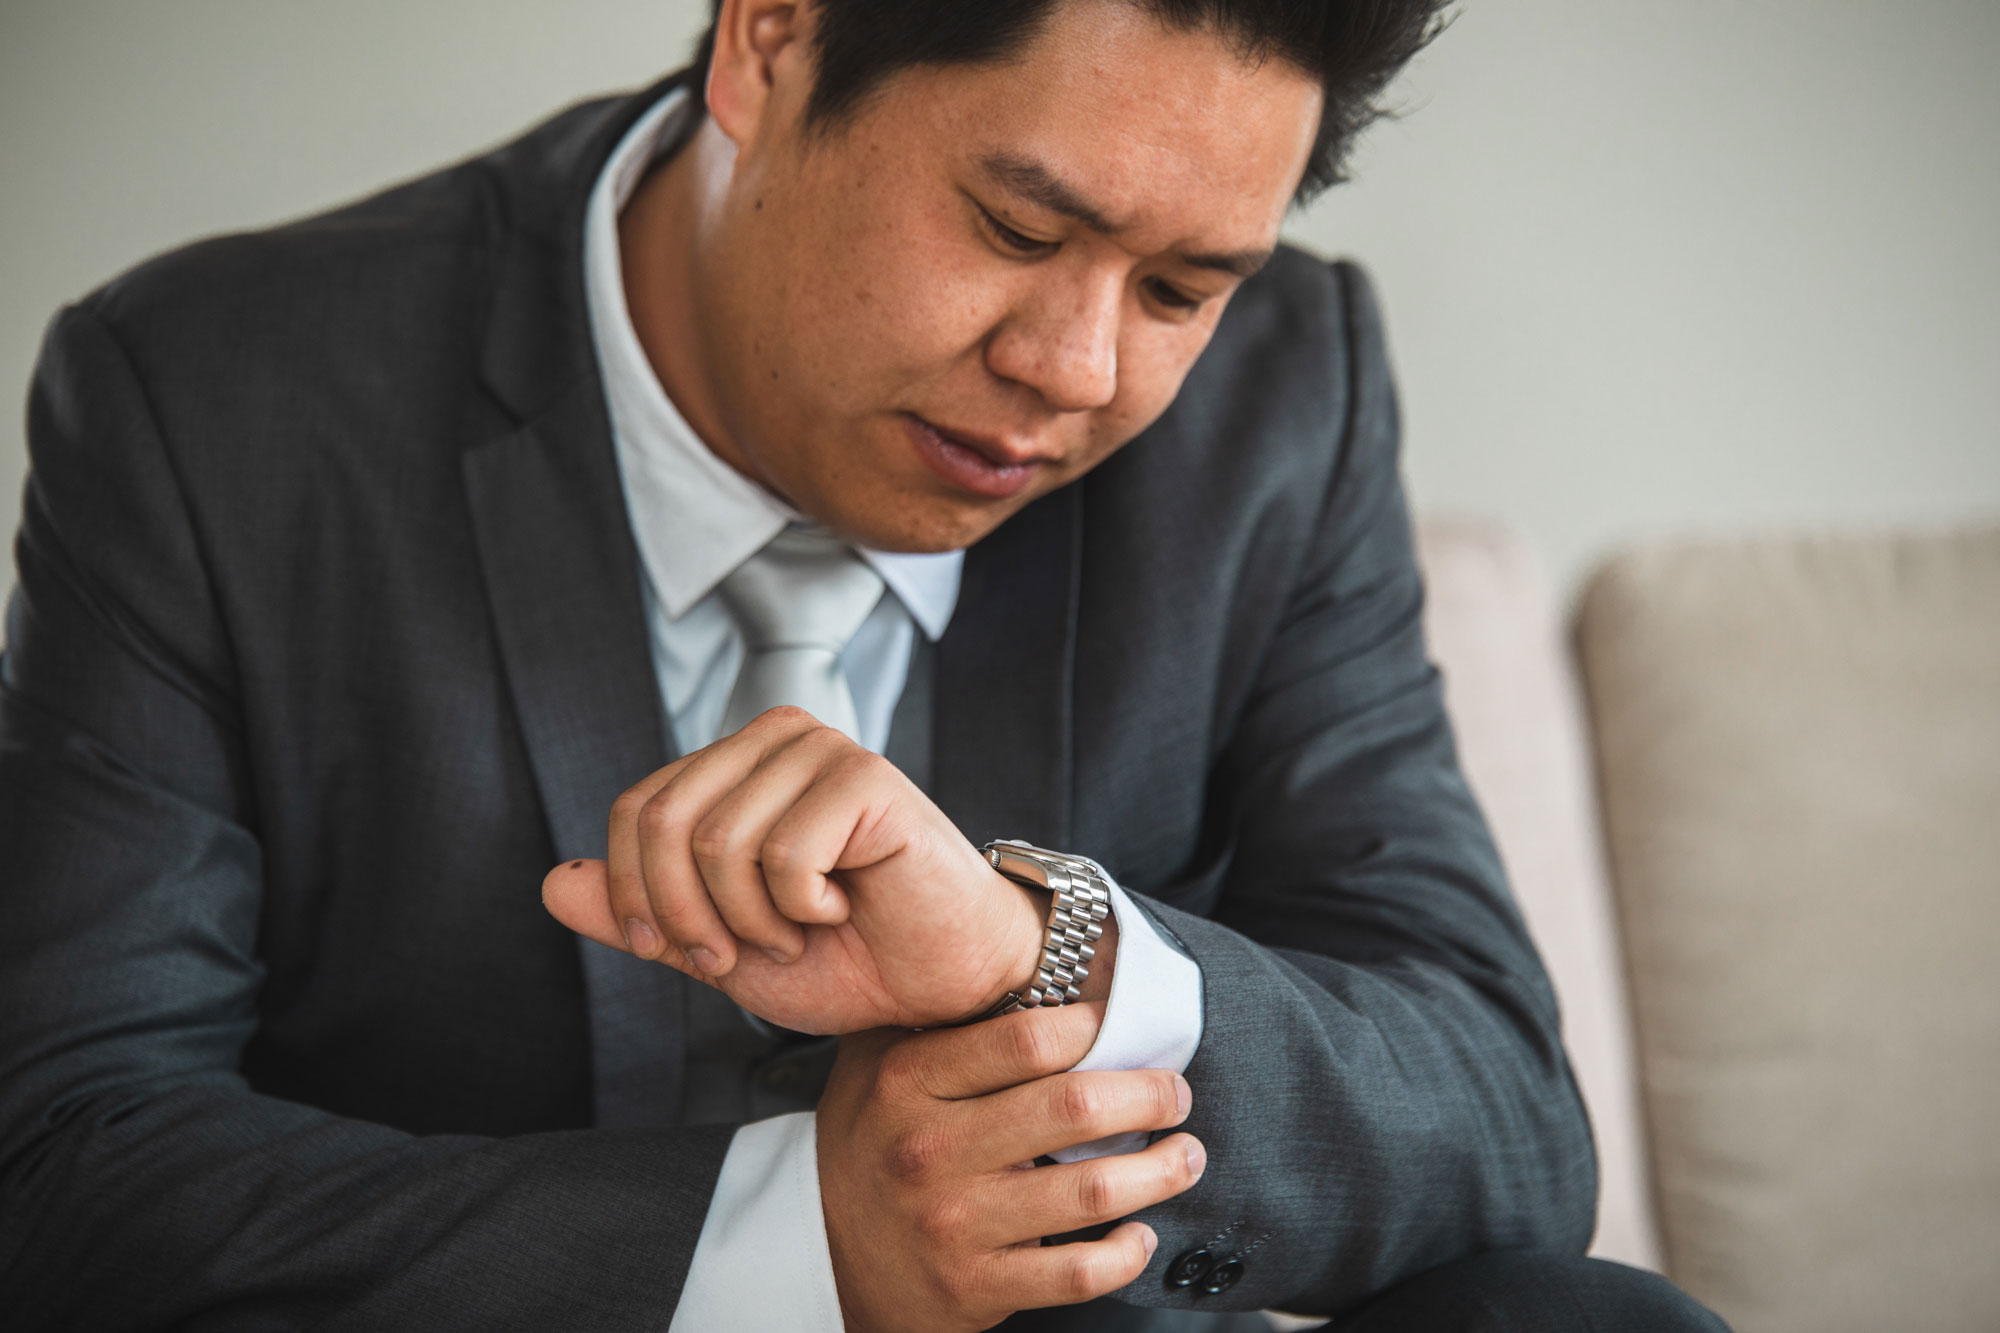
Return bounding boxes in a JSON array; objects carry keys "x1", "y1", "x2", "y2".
[{"x1": 676, "y1": 0, "x2": 1321, "y2": 552}]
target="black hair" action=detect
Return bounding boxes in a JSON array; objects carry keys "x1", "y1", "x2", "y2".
[{"x1": 686, "y1": 0, "x2": 1452, "y2": 202}]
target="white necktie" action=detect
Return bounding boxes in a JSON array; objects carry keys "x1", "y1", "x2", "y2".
[{"x1": 718, "y1": 527, "x2": 885, "y2": 742}]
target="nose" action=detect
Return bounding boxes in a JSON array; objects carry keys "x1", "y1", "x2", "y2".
[{"x1": 983, "y1": 267, "x2": 1121, "y2": 413}]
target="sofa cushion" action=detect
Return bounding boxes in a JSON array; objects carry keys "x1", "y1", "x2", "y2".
[{"x1": 1576, "y1": 525, "x2": 2000, "y2": 1333}]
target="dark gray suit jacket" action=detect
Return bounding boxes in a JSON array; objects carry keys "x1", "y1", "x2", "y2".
[{"x1": 0, "y1": 74, "x2": 1596, "y2": 1329}]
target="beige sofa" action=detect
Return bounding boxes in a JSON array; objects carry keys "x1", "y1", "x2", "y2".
[{"x1": 1411, "y1": 518, "x2": 2000, "y2": 1333}]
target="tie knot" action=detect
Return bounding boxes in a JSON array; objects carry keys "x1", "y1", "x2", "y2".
[{"x1": 720, "y1": 527, "x2": 885, "y2": 655}]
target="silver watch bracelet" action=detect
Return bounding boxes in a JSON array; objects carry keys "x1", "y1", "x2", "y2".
[{"x1": 971, "y1": 839, "x2": 1113, "y2": 1021}]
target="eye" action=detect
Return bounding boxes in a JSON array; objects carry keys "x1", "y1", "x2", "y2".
[
  {"x1": 976, "y1": 204, "x2": 1056, "y2": 257},
  {"x1": 1144, "y1": 277, "x2": 1205, "y2": 313}
]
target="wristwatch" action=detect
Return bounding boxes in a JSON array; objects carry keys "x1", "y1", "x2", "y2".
[{"x1": 970, "y1": 839, "x2": 1114, "y2": 1021}]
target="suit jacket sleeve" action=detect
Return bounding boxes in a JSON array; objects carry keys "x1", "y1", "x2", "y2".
[
  {"x1": 0, "y1": 303, "x2": 732, "y2": 1330},
  {"x1": 1117, "y1": 262, "x2": 1598, "y2": 1316}
]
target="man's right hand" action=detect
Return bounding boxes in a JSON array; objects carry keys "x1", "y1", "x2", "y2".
[
  {"x1": 541, "y1": 709, "x2": 1059, "y2": 1034},
  {"x1": 816, "y1": 1002, "x2": 1206, "y2": 1332}
]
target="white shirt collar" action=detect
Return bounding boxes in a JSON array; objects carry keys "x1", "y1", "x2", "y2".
[{"x1": 582, "y1": 87, "x2": 962, "y2": 640}]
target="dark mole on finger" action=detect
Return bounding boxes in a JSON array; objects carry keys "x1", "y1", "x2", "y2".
[{"x1": 569, "y1": 860, "x2": 584, "y2": 870}]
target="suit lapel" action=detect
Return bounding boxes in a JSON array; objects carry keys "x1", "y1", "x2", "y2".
[
  {"x1": 463, "y1": 379, "x2": 689, "y2": 1127},
  {"x1": 462, "y1": 79, "x2": 695, "y2": 1125},
  {"x1": 930, "y1": 483, "x2": 1082, "y2": 850},
  {"x1": 464, "y1": 77, "x2": 682, "y2": 860},
  {"x1": 463, "y1": 385, "x2": 672, "y2": 863}
]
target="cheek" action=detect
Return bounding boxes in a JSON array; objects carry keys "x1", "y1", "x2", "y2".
[
  {"x1": 779, "y1": 189, "x2": 1004, "y2": 398},
  {"x1": 868, "y1": 228, "x2": 1009, "y2": 373}
]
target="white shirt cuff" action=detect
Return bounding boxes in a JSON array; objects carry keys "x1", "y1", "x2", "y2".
[
  {"x1": 668, "y1": 1112, "x2": 842, "y2": 1332},
  {"x1": 1047, "y1": 878, "x2": 1205, "y2": 1163}
]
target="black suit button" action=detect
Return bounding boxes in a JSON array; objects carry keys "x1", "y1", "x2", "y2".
[
  {"x1": 1200, "y1": 1257, "x2": 1244, "y2": 1295},
  {"x1": 1165, "y1": 1248, "x2": 1215, "y2": 1288}
]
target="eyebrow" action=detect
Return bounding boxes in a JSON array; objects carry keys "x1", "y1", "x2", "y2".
[{"x1": 976, "y1": 150, "x2": 1274, "y2": 280}]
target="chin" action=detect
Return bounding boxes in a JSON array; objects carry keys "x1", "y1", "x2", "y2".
[
  {"x1": 821, "y1": 491, "x2": 1015, "y2": 555},
  {"x1": 854, "y1": 513, "x2": 992, "y2": 556}
]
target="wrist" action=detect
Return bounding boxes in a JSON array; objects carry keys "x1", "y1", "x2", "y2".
[
  {"x1": 976, "y1": 884, "x2": 1115, "y2": 1028},
  {"x1": 965, "y1": 859, "x2": 1119, "y2": 1020},
  {"x1": 961, "y1": 841, "x2": 1121, "y2": 1022},
  {"x1": 966, "y1": 875, "x2": 1049, "y2": 1022}
]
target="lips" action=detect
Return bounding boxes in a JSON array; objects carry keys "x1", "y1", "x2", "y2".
[{"x1": 904, "y1": 414, "x2": 1045, "y2": 499}]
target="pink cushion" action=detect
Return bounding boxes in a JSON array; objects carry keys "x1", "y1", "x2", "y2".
[{"x1": 1416, "y1": 517, "x2": 1661, "y2": 1269}]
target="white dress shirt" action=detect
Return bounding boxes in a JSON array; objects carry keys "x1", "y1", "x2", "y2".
[{"x1": 581, "y1": 86, "x2": 1203, "y2": 1330}]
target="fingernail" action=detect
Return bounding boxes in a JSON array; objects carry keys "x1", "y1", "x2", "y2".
[
  {"x1": 1173, "y1": 1074, "x2": 1191, "y2": 1119},
  {"x1": 1141, "y1": 1226, "x2": 1159, "y2": 1258},
  {"x1": 687, "y1": 945, "x2": 722, "y2": 975},
  {"x1": 624, "y1": 919, "x2": 660, "y2": 958},
  {"x1": 1184, "y1": 1138, "x2": 1206, "y2": 1180},
  {"x1": 763, "y1": 945, "x2": 792, "y2": 965}
]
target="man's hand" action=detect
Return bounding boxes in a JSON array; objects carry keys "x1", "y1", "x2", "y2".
[
  {"x1": 819, "y1": 1003, "x2": 1205, "y2": 1332},
  {"x1": 541, "y1": 707, "x2": 1095, "y2": 1034}
]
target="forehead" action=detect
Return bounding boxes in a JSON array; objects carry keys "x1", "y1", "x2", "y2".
[{"x1": 863, "y1": 0, "x2": 1321, "y2": 249}]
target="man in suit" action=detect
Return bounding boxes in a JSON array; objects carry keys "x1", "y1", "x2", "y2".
[{"x1": 0, "y1": 0, "x2": 1729, "y2": 1328}]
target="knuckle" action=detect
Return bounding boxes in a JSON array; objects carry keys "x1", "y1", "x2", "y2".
[
  {"x1": 651, "y1": 889, "x2": 707, "y2": 932},
  {"x1": 934, "y1": 1255, "x2": 978, "y2": 1306},
  {"x1": 686, "y1": 815, "x2": 738, "y2": 865},
  {"x1": 1007, "y1": 1014, "x2": 1065, "y2": 1075},
  {"x1": 1075, "y1": 1162, "x2": 1119, "y2": 1219},
  {"x1": 876, "y1": 1042, "x2": 923, "y2": 1096},
  {"x1": 759, "y1": 832, "x2": 808, "y2": 879},
  {"x1": 1056, "y1": 1076, "x2": 1103, "y2": 1130},
  {"x1": 610, "y1": 786, "x2": 650, "y2": 824},
  {"x1": 784, "y1": 721, "x2": 847, "y2": 757},
  {"x1": 835, "y1": 745, "x2": 888, "y2": 780},
  {"x1": 1062, "y1": 1250, "x2": 1108, "y2": 1303},
  {"x1": 755, "y1": 704, "x2": 813, "y2": 730},
  {"x1": 637, "y1": 791, "x2": 690, "y2": 840},
  {"x1": 886, "y1": 1124, "x2": 949, "y2": 1184},
  {"x1": 915, "y1": 1193, "x2": 971, "y2": 1247}
]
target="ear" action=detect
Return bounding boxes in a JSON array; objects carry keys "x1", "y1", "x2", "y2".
[{"x1": 705, "y1": 0, "x2": 816, "y2": 147}]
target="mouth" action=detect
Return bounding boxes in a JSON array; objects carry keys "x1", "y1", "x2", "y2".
[{"x1": 903, "y1": 414, "x2": 1046, "y2": 500}]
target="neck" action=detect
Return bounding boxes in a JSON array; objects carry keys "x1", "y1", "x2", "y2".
[{"x1": 619, "y1": 115, "x2": 775, "y2": 497}]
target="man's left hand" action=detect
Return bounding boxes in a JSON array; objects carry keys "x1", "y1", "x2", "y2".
[{"x1": 541, "y1": 706, "x2": 1099, "y2": 1034}]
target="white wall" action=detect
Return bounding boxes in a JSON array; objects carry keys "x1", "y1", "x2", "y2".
[
  {"x1": 1290, "y1": 1, "x2": 2000, "y2": 589},
  {"x1": 5, "y1": 1, "x2": 1997, "y2": 594}
]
